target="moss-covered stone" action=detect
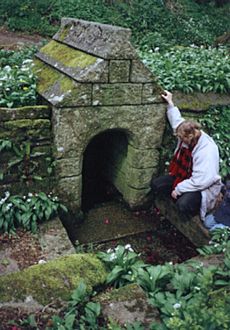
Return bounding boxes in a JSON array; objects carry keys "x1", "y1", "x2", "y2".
[
  {"x1": 3, "y1": 119, "x2": 50, "y2": 130},
  {"x1": 0, "y1": 106, "x2": 50, "y2": 122},
  {"x1": 40, "y1": 40, "x2": 97, "y2": 68},
  {"x1": 0, "y1": 254, "x2": 107, "y2": 305},
  {"x1": 33, "y1": 59, "x2": 73, "y2": 95},
  {"x1": 34, "y1": 59, "x2": 92, "y2": 107}
]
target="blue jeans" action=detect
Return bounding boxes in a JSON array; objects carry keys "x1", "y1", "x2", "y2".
[{"x1": 204, "y1": 214, "x2": 227, "y2": 231}]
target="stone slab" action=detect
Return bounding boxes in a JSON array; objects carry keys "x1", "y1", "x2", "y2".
[
  {"x1": 53, "y1": 18, "x2": 137, "y2": 60},
  {"x1": 155, "y1": 196, "x2": 210, "y2": 247}
]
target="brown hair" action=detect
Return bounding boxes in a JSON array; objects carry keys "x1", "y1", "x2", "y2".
[{"x1": 176, "y1": 120, "x2": 201, "y2": 138}]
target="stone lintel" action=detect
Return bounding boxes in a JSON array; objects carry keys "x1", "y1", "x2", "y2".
[
  {"x1": 53, "y1": 18, "x2": 137, "y2": 60},
  {"x1": 92, "y1": 83, "x2": 142, "y2": 106}
]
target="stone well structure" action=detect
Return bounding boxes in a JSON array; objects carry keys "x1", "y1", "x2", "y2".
[{"x1": 34, "y1": 18, "x2": 165, "y2": 211}]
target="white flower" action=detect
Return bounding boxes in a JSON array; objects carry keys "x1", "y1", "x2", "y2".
[
  {"x1": 28, "y1": 192, "x2": 33, "y2": 197},
  {"x1": 125, "y1": 244, "x2": 134, "y2": 252},
  {"x1": 27, "y1": 198, "x2": 31, "y2": 203},
  {"x1": 107, "y1": 248, "x2": 113, "y2": 253},
  {"x1": 194, "y1": 286, "x2": 200, "y2": 291},
  {"x1": 25, "y1": 295, "x2": 33, "y2": 303},
  {"x1": 5, "y1": 191, "x2": 10, "y2": 198},
  {"x1": 109, "y1": 253, "x2": 117, "y2": 261},
  {"x1": 173, "y1": 303, "x2": 181, "y2": 309},
  {"x1": 38, "y1": 259, "x2": 47, "y2": 264},
  {"x1": 23, "y1": 59, "x2": 33, "y2": 65}
]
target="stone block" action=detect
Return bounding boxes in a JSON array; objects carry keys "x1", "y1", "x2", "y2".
[
  {"x1": 130, "y1": 60, "x2": 155, "y2": 83},
  {"x1": 126, "y1": 167, "x2": 154, "y2": 189},
  {"x1": 109, "y1": 60, "x2": 130, "y2": 83},
  {"x1": 127, "y1": 144, "x2": 160, "y2": 169},
  {"x1": 155, "y1": 196, "x2": 210, "y2": 247},
  {"x1": 55, "y1": 158, "x2": 82, "y2": 178},
  {"x1": 98, "y1": 284, "x2": 160, "y2": 328},
  {"x1": 34, "y1": 59, "x2": 92, "y2": 107},
  {"x1": 37, "y1": 42, "x2": 109, "y2": 83},
  {"x1": 92, "y1": 83, "x2": 142, "y2": 106},
  {"x1": 142, "y1": 83, "x2": 164, "y2": 104},
  {"x1": 0, "y1": 106, "x2": 50, "y2": 122},
  {"x1": 53, "y1": 18, "x2": 137, "y2": 59},
  {"x1": 58, "y1": 175, "x2": 82, "y2": 204}
]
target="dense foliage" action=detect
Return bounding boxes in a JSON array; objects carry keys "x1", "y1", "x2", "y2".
[
  {"x1": 199, "y1": 106, "x2": 230, "y2": 178},
  {"x1": 0, "y1": 47, "x2": 37, "y2": 107},
  {"x1": 0, "y1": 0, "x2": 229, "y2": 48},
  {"x1": 17, "y1": 231, "x2": 230, "y2": 329},
  {"x1": 0, "y1": 191, "x2": 67, "y2": 234},
  {"x1": 140, "y1": 46, "x2": 230, "y2": 94}
]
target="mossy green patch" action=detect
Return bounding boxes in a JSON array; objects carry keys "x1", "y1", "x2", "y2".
[
  {"x1": 59, "y1": 24, "x2": 71, "y2": 41},
  {"x1": 40, "y1": 40, "x2": 97, "y2": 68},
  {"x1": 33, "y1": 59, "x2": 74, "y2": 94},
  {"x1": 0, "y1": 254, "x2": 107, "y2": 305},
  {"x1": 96, "y1": 284, "x2": 142, "y2": 304},
  {"x1": 3, "y1": 119, "x2": 50, "y2": 130}
]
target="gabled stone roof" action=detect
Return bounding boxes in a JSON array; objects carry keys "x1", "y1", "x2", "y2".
[{"x1": 34, "y1": 18, "x2": 160, "y2": 107}]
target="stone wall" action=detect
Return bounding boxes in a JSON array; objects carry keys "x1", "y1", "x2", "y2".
[{"x1": 0, "y1": 105, "x2": 54, "y2": 195}]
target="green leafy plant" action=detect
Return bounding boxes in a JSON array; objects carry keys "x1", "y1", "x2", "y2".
[
  {"x1": 0, "y1": 48, "x2": 37, "y2": 108},
  {"x1": 0, "y1": 191, "x2": 67, "y2": 234},
  {"x1": 0, "y1": 138, "x2": 53, "y2": 183},
  {"x1": 199, "y1": 106, "x2": 230, "y2": 178},
  {"x1": 47, "y1": 281, "x2": 103, "y2": 330},
  {"x1": 139, "y1": 46, "x2": 230, "y2": 94},
  {"x1": 197, "y1": 227, "x2": 230, "y2": 255},
  {"x1": 97, "y1": 244, "x2": 147, "y2": 288}
]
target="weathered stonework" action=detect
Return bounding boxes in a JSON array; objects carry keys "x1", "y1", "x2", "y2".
[
  {"x1": 109, "y1": 60, "x2": 130, "y2": 83},
  {"x1": 34, "y1": 18, "x2": 167, "y2": 210},
  {"x1": 0, "y1": 105, "x2": 54, "y2": 195}
]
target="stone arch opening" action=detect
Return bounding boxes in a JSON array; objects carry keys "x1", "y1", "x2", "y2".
[{"x1": 81, "y1": 129, "x2": 128, "y2": 211}]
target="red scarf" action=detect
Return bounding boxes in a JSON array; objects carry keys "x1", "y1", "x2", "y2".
[{"x1": 169, "y1": 142, "x2": 194, "y2": 189}]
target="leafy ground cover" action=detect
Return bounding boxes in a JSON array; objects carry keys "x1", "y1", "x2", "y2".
[
  {"x1": 1, "y1": 228, "x2": 228, "y2": 330},
  {"x1": 0, "y1": 47, "x2": 37, "y2": 107},
  {"x1": 140, "y1": 46, "x2": 230, "y2": 94},
  {"x1": 0, "y1": 0, "x2": 229, "y2": 48}
]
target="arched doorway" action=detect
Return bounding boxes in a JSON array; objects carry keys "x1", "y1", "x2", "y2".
[{"x1": 81, "y1": 129, "x2": 128, "y2": 211}]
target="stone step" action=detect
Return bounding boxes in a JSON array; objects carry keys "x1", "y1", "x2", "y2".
[{"x1": 155, "y1": 196, "x2": 210, "y2": 247}]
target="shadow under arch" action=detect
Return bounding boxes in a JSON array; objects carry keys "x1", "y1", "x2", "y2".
[{"x1": 81, "y1": 128, "x2": 129, "y2": 211}]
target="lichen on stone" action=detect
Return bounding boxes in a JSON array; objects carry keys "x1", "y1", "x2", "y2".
[{"x1": 40, "y1": 40, "x2": 97, "y2": 68}]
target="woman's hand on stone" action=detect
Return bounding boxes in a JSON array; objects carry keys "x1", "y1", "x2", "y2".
[{"x1": 161, "y1": 90, "x2": 174, "y2": 107}]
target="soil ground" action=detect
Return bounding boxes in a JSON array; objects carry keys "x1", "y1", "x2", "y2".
[{"x1": 0, "y1": 26, "x2": 46, "y2": 49}]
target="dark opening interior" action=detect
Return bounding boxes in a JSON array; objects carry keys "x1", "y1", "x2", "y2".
[{"x1": 81, "y1": 129, "x2": 128, "y2": 211}]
